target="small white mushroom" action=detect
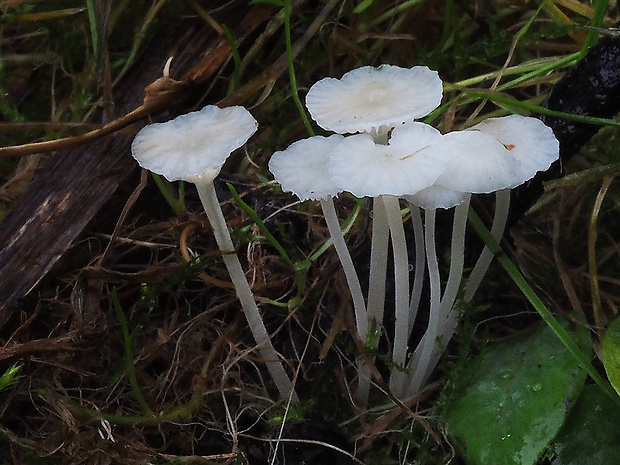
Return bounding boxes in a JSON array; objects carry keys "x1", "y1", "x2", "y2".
[
  {"x1": 268, "y1": 135, "x2": 368, "y2": 342},
  {"x1": 268, "y1": 135, "x2": 344, "y2": 201},
  {"x1": 132, "y1": 105, "x2": 296, "y2": 401},
  {"x1": 132, "y1": 105, "x2": 258, "y2": 183},
  {"x1": 466, "y1": 114, "x2": 559, "y2": 185},
  {"x1": 404, "y1": 115, "x2": 560, "y2": 397},
  {"x1": 306, "y1": 64, "x2": 443, "y2": 136},
  {"x1": 433, "y1": 130, "x2": 524, "y2": 193},
  {"x1": 461, "y1": 115, "x2": 559, "y2": 304}
]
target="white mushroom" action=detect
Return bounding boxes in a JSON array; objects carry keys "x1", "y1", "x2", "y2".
[
  {"x1": 268, "y1": 135, "x2": 368, "y2": 343},
  {"x1": 306, "y1": 64, "x2": 443, "y2": 136},
  {"x1": 460, "y1": 115, "x2": 558, "y2": 306},
  {"x1": 268, "y1": 135, "x2": 344, "y2": 201},
  {"x1": 132, "y1": 105, "x2": 297, "y2": 402},
  {"x1": 132, "y1": 105, "x2": 258, "y2": 183},
  {"x1": 403, "y1": 115, "x2": 560, "y2": 397},
  {"x1": 467, "y1": 114, "x2": 559, "y2": 184},
  {"x1": 327, "y1": 122, "x2": 447, "y2": 198},
  {"x1": 327, "y1": 121, "x2": 453, "y2": 396}
]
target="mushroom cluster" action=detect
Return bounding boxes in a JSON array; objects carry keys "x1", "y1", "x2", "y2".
[
  {"x1": 269, "y1": 64, "x2": 559, "y2": 401},
  {"x1": 129, "y1": 64, "x2": 559, "y2": 405}
]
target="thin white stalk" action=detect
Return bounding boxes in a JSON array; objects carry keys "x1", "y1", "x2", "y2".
[
  {"x1": 407, "y1": 205, "x2": 426, "y2": 337},
  {"x1": 320, "y1": 198, "x2": 368, "y2": 339},
  {"x1": 367, "y1": 197, "x2": 389, "y2": 325},
  {"x1": 406, "y1": 208, "x2": 440, "y2": 395},
  {"x1": 463, "y1": 189, "x2": 511, "y2": 302},
  {"x1": 195, "y1": 181, "x2": 297, "y2": 402},
  {"x1": 382, "y1": 195, "x2": 411, "y2": 396},
  {"x1": 419, "y1": 197, "x2": 470, "y2": 391},
  {"x1": 358, "y1": 197, "x2": 390, "y2": 404},
  {"x1": 437, "y1": 197, "x2": 470, "y2": 332}
]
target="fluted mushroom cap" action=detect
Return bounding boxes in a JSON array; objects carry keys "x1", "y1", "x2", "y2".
[
  {"x1": 407, "y1": 115, "x2": 560, "y2": 209},
  {"x1": 433, "y1": 115, "x2": 559, "y2": 194},
  {"x1": 131, "y1": 105, "x2": 258, "y2": 183},
  {"x1": 306, "y1": 65, "x2": 443, "y2": 134},
  {"x1": 466, "y1": 114, "x2": 559, "y2": 184},
  {"x1": 328, "y1": 122, "x2": 448, "y2": 198},
  {"x1": 269, "y1": 135, "x2": 344, "y2": 201}
]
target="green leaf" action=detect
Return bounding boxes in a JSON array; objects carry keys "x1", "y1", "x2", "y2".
[
  {"x1": 444, "y1": 320, "x2": 589, "y2": 465},
  {"x1": 601, "y1": 315, "x2": 620, "y2": 396},
  {"x1": 552, "y1": 384, "x2": 620, "y2": 465}
]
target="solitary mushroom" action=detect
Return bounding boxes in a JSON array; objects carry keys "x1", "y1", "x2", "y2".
[{"x1": 132, "y1": 105, "x2": 297, "y2": 401}]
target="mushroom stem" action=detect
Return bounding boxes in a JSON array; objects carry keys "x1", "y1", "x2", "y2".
[
  {"x1": 436, "y1": 196, "x2": 470, "y2": 342},
  {"x1": 382, "y1": 195, "x2": 411, "y2": 396},
  {"x1": 408, "y1": 205, "x2": 426, "y2": 337},
  {"x1": 367, "y1": 197, "x2": 389, "y2": 327},
  {"x1": 406, "y1": 208, "x2": 440, "y2": 394},
  {"x1": 320, "y1": 198, "x2": 368, "y2": 339},
  {"x1": 408, "y1": 197, "x2": 470, "y2": 396},
  {"x1": 194, "y1": 180, "x2": 297, "y2": 402},
  {"x1": 358, "y1": 197, "x2": 390, "y2": 403},
  {"x1": 463, "y1": 189, "x2": 510, "y2": 302},
  {"x1": 405, "y1": 199, "x2": 471, "y2": 396}
]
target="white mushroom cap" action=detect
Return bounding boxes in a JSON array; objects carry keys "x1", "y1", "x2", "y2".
[
  {"x1": 406, "y1": 185, "x2": 469, "y2": 210},
  {"x1": 306, "y1": 65, "x2": 443, "y2": 134},
  {"x1": 268, "y1": 135, "x2": 344, "y2": 201},
  {"x1": 431, "y1": 115, "x2": 559, "y2": 194},
  {"x1": 466, "y1": 114, "x2": 559, "y2": 183},
  {"x1": 131, "y1": 105, "x2": 258, "y2": 183},
  {"x1": 409, "y1": 115, "x2": 559, "y2": 208},
  {"x1": 328, "y1": 122, "x2": 449, "y2": 198},
  {"x1": 431, "y1": 130, "x2": 521, "y2": 194}
]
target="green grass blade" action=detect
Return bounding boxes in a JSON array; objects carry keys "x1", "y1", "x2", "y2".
[
  {"x1": 111, "y1": 288, "x2": 153, "y2": 415},
  {"x1": 463, "y1": 89, "x2": 620, "y2": 127},
  {"x1": 86, "y1": 0, "x2": 98, "y2": 56},
  {"x1": 584, "y1": 0, "x2": 608, "y2": 50},
  {"x1": 227, "y1": 183, "x2": 294, "y2": 267},
  {"x1": 222, "y1": 24, "x2": 241, "y2": 92},
  {"x1": 284, "y1": 0, "x2": 314, "y2": 136}
]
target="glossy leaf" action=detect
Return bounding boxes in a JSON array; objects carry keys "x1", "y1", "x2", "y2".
[{"x1": 444, "y1": 320, "x2": 589, "y2": 465}]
